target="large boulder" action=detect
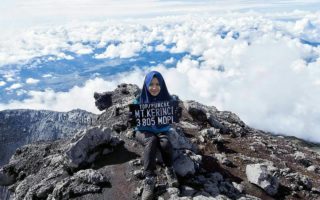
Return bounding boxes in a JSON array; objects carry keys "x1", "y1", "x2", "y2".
[
  {"x1": 246, "y1": 163, "x2": 279, "y2": 196},
  {"x1": 0, "y1": 168, "x2": 15, "y2": 186},
  {"x1": 94, "y1": 83, "x2": 140, "y2": 111},
  {"x1": 65, "y1": 126, "x2": 123, "y2": 169}
]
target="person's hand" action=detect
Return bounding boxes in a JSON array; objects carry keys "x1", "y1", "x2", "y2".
[{"x1": 126, "y1": 111, "x2": 136, "y2": 128}]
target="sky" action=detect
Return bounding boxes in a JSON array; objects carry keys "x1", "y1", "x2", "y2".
[{"x1": 1, "y1": 0, "x2": 320, "y2": 142}]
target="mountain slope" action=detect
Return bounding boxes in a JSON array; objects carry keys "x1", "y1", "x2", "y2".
[{"x1": 0, "y1": 83, "x2": 319, "y2": 200}]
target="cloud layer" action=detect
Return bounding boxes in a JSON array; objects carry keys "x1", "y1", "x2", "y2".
[{"x1": 0, "y1": 11, "x2": 320, "y2": 142}]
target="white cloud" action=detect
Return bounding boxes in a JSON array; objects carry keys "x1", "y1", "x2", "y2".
[
  {"x1": 0, "y1": 78, "x2": 114, "y2": 113},
  {"x1": 1, "y1": 10, "x2": 320, "y2": 143},
  {"x1": 164, "y1": 57, "x2": 175, "y2": 64},
  {"x1": 95, "y1": 42, "x2": 143, "y2": 59},
  {"x1": 0, "y1": 81, "x2": 6, "y2": 86},
  {"x1": 3, "y1": 74, "x2": 16, "y2": 82},
  {"x1": 26, "y1": 78, "x2": 40, "y2": 84},
  {"x1": 5, "y1": 83, "x2": 23, "y2": 90},
  {"x1": 42, "y1": 74, "x2": 53, "y2": 78},
  {"x1": 69, "y1": 43, "x2": 93, "y2": 55},
  {"x1": 0, "y1": 69, "x2": 148, "y2": 113},
  {"x1": 155, "y1": 44, "x2": 168, "y2": 52}
]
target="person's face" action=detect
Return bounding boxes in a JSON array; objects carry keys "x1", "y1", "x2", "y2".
[{"x1": 148, "y1": 77, "x2": 161, "y2": 96}]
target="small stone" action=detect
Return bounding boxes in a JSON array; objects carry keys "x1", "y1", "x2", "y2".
[
  {"x1": 133, "y1": 170, "x2": 144, "y2": 179},
  {"x1": 134, "y1": 186, "x2": 143, "y2": 196},
  {"x1": 198, "y1": 135, "x2": 206, "y2": 143},
  {"x1": 167, "y1": 187, "x2": 180, "y2": 196},
  {"x1": 311, "y1": 187, "x2": 320, "y2": 194},
  {"x1": 180, "y1": 185, "x2": 196, "y2": 196},
  {"x1": 307, "y1": 165, "x2": 318, "y2": 172},
  {"x1": 290, "y1": 184, "x2": 298, "y2": 191},
  {"x1": 126, "y1": 130, "x2": 135, "y2": 139},
  {"x1": 232, "y1": 182, "x2": 244, "y2": 193}
]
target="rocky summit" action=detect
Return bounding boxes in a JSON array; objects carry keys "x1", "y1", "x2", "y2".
[{"x1": 0, "y1": 83, "x2": 320, "y2": 200}]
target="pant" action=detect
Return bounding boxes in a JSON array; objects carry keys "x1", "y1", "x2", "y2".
[{"x1": 135, "y1": 131, "x2": 174, "y2": 177}]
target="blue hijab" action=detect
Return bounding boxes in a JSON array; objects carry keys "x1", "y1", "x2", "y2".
[{"x1": 139, "y1": 71, "x2": 171, "y2": 103}]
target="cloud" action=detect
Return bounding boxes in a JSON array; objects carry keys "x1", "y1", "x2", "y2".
[
  {"x1": 95, "y1": 42, "x2": 143, "y2": 59},
  {"x1": 26, "y1": 78, "x2": 40, "y2": 84},
  {"x1": 1, "y1": 10, "x2": 320, "y2": 143},
  {"x1": 0, "y1": 81, "x2": 6, "y2": 86},
  {"x1": 42, "y1": 74, "x2": 53, "y2": 78},
  {"x1": 0, "y1": 78, "x2": 114, "y2": 113},
  {"x1": 5, "y1": 83, "x2": 23, "y2": 91}
]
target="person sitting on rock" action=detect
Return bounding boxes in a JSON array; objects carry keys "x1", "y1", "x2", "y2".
[{"x1": 130, "y1": 71, "x2": 180, "y2": 200}]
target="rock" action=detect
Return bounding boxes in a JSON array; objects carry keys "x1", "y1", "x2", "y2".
[
  {"x1": 168, "y1": 128, "x2": 197, "y2": 152},
  {"x1": 311, "y1": 187, "x2": 320, "y2": 194},
  {"x1": 51, "y1": 169, "x2": 109, "y2": 200},
  {"x1": 232, "y1": 182, "x2": 244, "y2": 193},
  {"x1": 280, "y1": 167, "x2": 292, "y2": 176},
  {"x1": 112, "y1": 122, "x2": 127, "y2": 133},
  {"x1": 293, "y1": 151, "x2": 313, "y2": 167},
  {"x1": 293, "y1": 151, "x2": 306, "y2": 160},
  {"x1": 133, "y1": 170, "x2": 144, "y2": 179},
  {"x1": 237, "y1": 195, "x2": 262, "y2": 200},
  {"x1": 129, "y1": 159, "x2": 142, "y2": 166},
  {"x1": 94, "y1": 91, "x2": 113, "y2": 111},
  {"x1": 177, "y1": 122, "x2": 200, "y2": 139},
  {"x1": 0, "y1": 109, "x2": 96, "y2": 167},
  {"x1": 134, "y1": 186, "x2": 143, "y2": 197},
  {"x1": 198, "y1": 135, "x2": 206, "y2": 143},
  {"x1": 200, "y1": 128, "x2": 225, "y2": 143},
  {"x1": 173, "y1": 153, "x2": 195, "y2": 177},
  {"x1": 206, "y1": 114, "x2": 228, "y2": 134},
  {"x1": 218, "y1": 181, "x2": 241, "y2": 199},
  {"x1": 74, "y1": 169, "x2": 109, "y2": 185},
  {"x1": 94, "y1": 83, "x2": 140, "y2": 111},
  {"x1": 214, "y1": 153, "x2": 233, "y2": 167},
  {"x1": 298, "y1": 175, "x2": 312, "y2": 190},
  {"x1": 204, "y1": 181, "x2": 220, "y2": 196},
  {"x1": 183, "y1": 101, "x2": 212, "y2": 122},
  {"x1": 65, "y1": 126, "x2": 122, "y2": 169},
  {"x1": 167, "y1": 187, "x2": 180, "y2": 196},
  {"x1": 125, "y1": 130, "x2": 135, "y2": 139},
  {"x1": 180, "y1": 185, "x2": 196, "y2": 196},
  {"x1": 307, "y1": 165, "x2": 319, "y2": 173},
  {"x1": 193, "y1": 194, "x2": 216, "y2": 200},
  {"x1": 246, "y1": 163, "x2": 279, "y2": 196},
  {"x1": 216, "y1": 111, "x2": 245, "y2": 126},
  {"x1": 208, "y1": 172, "x2": 224, "y2": 183},
  {"x1": 0, "y1": 168, "x2": 15, "y2": 186}
]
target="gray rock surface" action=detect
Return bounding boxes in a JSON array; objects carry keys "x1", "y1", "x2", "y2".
[
  {"x1": 246, "y1": 163, "x2": 279, "y2": 196},
  {"x1": 65, "y1": 126, "x2": 122, "y2": 169},
  {"x1": 0, "y1": 109, "x2": 97, "y2": 166}
]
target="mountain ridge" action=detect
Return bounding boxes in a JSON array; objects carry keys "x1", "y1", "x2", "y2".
[{"x1": 0, "y1": 83, "x2": 319, "y2": 200}]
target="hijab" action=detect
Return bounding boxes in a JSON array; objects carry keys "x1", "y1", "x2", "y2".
[{"x1": 139, "y1": 71, "x2": 171, "y2": 103}]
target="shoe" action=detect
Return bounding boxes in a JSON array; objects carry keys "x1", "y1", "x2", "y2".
[
  {"x1": 142, "y1": 176, "x2": 155, "y2": 200},
  {"x1": 165, "y1": 166, "x2": 179, "y2": 187}
]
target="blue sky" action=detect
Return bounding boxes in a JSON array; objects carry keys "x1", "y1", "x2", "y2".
[{"x1": 1, "y1": 0, "x2": 320, "y2": 142}]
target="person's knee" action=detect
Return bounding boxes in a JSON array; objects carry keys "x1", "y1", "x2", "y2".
[{"x1": 146, "y1": 135, "x2": 158, "y2": 147}]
